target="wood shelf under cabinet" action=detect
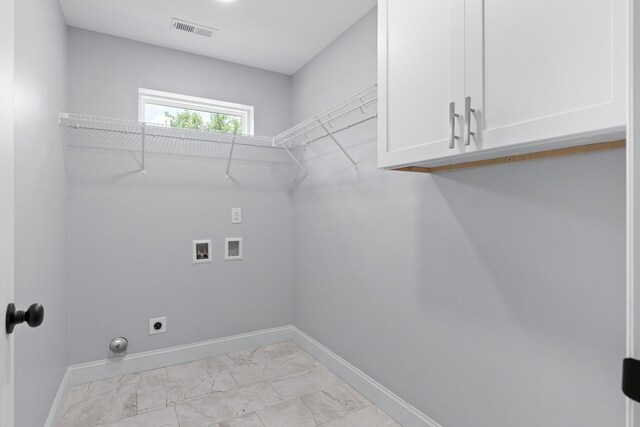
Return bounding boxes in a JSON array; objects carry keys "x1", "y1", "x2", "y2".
[{"x1": 393, "y1": 140, "x2": 625, "y2": 174}]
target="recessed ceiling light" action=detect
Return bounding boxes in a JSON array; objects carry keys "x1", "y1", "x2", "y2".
[{"x1": 218, "y1": 0, "x2": 237, "y2": 3}]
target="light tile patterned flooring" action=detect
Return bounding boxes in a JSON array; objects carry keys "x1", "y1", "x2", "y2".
[{"x1": 59, "y1": 341, "x2": 401, "y2": 426}]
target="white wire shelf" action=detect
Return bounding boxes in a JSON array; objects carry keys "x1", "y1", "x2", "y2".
[
  {"x1": 59, "y1": 84, "x2": 377, "y2": 178},
  {"x1": 274, "y1": 84, "x2": 377, "y2": 147}
]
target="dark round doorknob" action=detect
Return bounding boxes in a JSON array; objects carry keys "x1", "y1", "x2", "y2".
[{"x1": 6, "y1": 303, "x2": 44, "y2": 334}]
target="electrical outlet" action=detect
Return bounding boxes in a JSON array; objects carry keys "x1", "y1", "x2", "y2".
[
  {"x1": 232, "y1": 208, "x2": 242, "y2": 224},
  {"x1": 149, "y1": 317, "x2": 166, "y2": 335}
]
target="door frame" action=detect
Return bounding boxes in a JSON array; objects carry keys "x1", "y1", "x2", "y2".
[
  {"x1": 0, "y1": 0, "x2": 15, "y2": 426},
  {"x1": 628, "y1": 0, "x2": 638, "y2": 425}
]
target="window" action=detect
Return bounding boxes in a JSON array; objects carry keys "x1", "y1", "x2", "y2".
[{"x1": 138, "y1": 89, "x2": 254, "y2": 135}]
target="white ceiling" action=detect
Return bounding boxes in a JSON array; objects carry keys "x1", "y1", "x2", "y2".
[{"x1": 58, "y1": 0, "x2": 377, "y2": 75}]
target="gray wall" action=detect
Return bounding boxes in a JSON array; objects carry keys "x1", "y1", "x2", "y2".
[
  {"x1": 67, "y1": 27, "x2": 292, "y2": 136},
  {"x1": 66, "y1": 29, "x2": 294, "y2": 364},
  {"x1": 14, "y1": 0, "x2": 68, "y2": 425},
  {"x1": 291, "y1": 9, "x2": 626, "y2": 427}
]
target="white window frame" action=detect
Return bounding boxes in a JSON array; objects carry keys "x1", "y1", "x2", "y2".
[{"x1": 138, "y1": 88, "x2": 254, "y2": 135}]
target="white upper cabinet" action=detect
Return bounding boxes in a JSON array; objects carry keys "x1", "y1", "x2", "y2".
[
  {"x1": 378, "y1": 0, "x2": 465, "y2": 169},
  {"x1": 378, "y1": 0, "x2": 626, "y2": 169},
  {"x1": 464, "y1": 0, "x2": 626, "y2": 153}
]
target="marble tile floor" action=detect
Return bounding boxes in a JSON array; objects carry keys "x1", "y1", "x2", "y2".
[{"x1": 59, "y1": 341, "x2": 401, "y2": 426}]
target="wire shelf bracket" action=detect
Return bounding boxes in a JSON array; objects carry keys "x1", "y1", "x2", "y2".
[
  {"x1": 277, "y1": 137, "x2": 309, "y2": 179},
  {"x1": 317, "y1": 118, "x2": 357, "y2": 168},
  {"x1": 225, "y1": 136, "x2": 236, "y2": 179},
  {"x1": 141, "y1": 123, "x2": 146, "y2": 175}
]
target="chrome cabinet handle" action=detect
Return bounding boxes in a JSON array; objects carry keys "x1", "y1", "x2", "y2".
[
  {"x1": 449, "y1": 102, "x2": 460, "y2": 149},
  {"x1": 465, "y1": 96, "x2": 475, "y2": 146}
]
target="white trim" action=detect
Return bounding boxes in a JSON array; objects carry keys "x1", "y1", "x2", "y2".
[
  {"x1": 628, "y1": 0, "x2": 637, "y2": 425},
  {"x1": 138, "y1": 88, "x2": 255, "y2": 135},
  {"x1": 44, "y1": 367, "x2": 71, "y2": 427},
  {"x1": 377, "y1": 0, "x2": 389, "y2": 169},
  {"x1": 291, "y1": 326, "x2": 441, "y2": 427},
  {"x1": 66, "y1": 326, "x2": 294, "y2": 386},
  {"x1": 50, "y1": 326, "x2": 438, "y2": 427}
]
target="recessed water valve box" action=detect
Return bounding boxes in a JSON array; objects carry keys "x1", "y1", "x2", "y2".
[
  {"x1": 225, "y1": 238, "x2": 243, "y2": 261},
  {"x1": 193, "y1": 239, "x2": 212, "y2": 264}
]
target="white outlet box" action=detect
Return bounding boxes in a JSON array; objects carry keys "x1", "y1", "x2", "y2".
[
  {"x1": 149, "y1": 317, "x2": 166, "y2": 335},
  {"x1": 232, "y1": 208, "x2": 242, "y2": 224}
]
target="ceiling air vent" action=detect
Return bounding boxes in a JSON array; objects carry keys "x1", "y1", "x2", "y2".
[{"x1": 171, "y1": 18, "x2": 218, "y2": 38}]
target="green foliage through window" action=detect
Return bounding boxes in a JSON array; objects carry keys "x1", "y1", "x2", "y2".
[{"x1": 164, "y1": 110, "x2": 243, "y2": 135}]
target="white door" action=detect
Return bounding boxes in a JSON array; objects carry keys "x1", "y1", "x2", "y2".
[
  {"x1": 0, "y1": 0, "x2": 14, "y2": 426},
  {"x1": 378, "y1": 0, "x2": 465, "y2": 169},
  {"x1": 465, "y1": 0, "x2": 626, "y2": 154}
]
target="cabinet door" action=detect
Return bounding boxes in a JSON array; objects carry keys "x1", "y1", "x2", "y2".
[
  {"x1": 378, "y1": 0, "x2": 465, "y2": 169},
  {"x1": 465, "y1": 0, "x2": 626, "y2": 153}
]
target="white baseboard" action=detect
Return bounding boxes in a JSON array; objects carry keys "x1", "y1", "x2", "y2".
[
  {"x1": 46, "y1": 325, "x2": 439, "y2": 427},
  {"x1": 45, "y1": 326, "x2": 293, "y2": 426},
  {"x1": 290, "y1": 326, "x2": 441, "y2": 427},
  {"x1": 44, "y1": 367, "x2": 71, "y2": 427},
  {"x1": 66, "y1": 326, "x2": 294, "y2": 386}
]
